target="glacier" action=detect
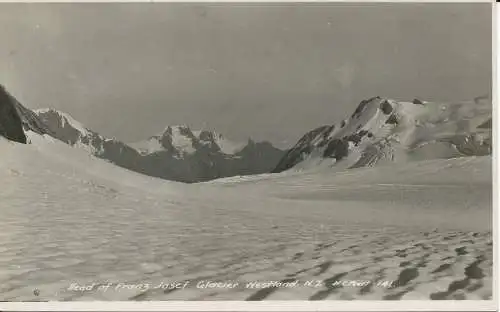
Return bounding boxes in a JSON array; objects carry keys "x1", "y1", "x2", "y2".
[{"x1": 0, "y1": 133, "x2": 492, "y2": 301}]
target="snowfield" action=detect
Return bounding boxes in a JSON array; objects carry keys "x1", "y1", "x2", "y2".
[{"x1": 0, "y1": 134, "x2": 493, "y2": 301}]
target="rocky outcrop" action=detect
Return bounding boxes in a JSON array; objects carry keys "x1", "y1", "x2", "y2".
[
  {"x1": 0, "y1": 85, "x2": 53, "y2": 144},
  {"x1": 0, "y1": 85, "x2": 26, "y2": 144}
]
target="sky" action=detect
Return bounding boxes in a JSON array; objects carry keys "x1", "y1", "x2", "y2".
[{"x1": 0, "y1": 3, "x2": 492, "y2": 148}]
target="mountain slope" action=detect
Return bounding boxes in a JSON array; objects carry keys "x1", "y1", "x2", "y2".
[
  {"x1": 34, "y1": 108, "x2": 285, "y2": 183},
  {"x1": 273, "y1": 96, "x2": 492, "y2": 173}
]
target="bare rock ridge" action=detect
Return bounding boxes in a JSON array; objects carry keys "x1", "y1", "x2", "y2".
[
  {"x1": 0, "y1": 85, "x2": 26, "y2": 143},
  {"x1": 273, "y1": 96, "x2": 492, "y2": 173},
  {"x1": 1, "y1": 84, "x2": 54, "y2": 145}
]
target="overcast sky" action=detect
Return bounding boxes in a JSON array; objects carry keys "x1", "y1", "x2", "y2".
[{"x1": 0, "y1": 3, "x2": 491, "y2": 148}]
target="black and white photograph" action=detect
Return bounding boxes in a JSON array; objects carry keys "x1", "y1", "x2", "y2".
[{"x1": 0, "y1": 1, "x2": 495, "y2": 308}]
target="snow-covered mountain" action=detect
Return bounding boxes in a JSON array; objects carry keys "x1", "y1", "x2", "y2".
[
  {"x1": 35, "y1": 108, "x2": 118, "y2": 155},
  {"x1": 129, "y1": 125, "x2": 246, "y2": 157},
  {"x1": 34, "y1": 107, "x2": 284, "y2": 183},
  {"x1": 273, "y1": 96, "x2": 492, "y2": 173}
]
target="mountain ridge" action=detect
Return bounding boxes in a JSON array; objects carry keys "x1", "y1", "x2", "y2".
[
  {"x1": 273, "y1": 96, "x2": 492, "y2": 173},
  {"x1": 32, "y1": 106, "x2": 284, "y2": 183}
]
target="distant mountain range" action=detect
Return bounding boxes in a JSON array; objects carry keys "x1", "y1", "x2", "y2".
[
  {"x1": 1, "y1": 84, "x2": 492, "y2": 181},
  {"x1": 1, "y1": 85, "x2": 285, "y2": 183}
]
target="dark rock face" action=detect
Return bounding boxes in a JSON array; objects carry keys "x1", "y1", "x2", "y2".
[
  {"x1": 36, "y1": 109, "x2": 82, "y2": 145},
  {"x1": 347, "y1": 130, "x2": 368, "y2": 146},
  {"x1": 379, "y1": 100, "x2": 393, "y2": 115},
  {"x1": 158, "y1": 134, "x2": 176, "y2": 153},
  {"x1": 323, "y1": 139, "x2": 349, "y2": 160},
  {"x1": 0, "y1": 85, "x2": 26, "y2": 144},
  {"x1": 233, "y1": 141, "x2": 285, "y2": 176},
  {"x1": 477, "y1": 118, "x2": 492, "y2": 129},
  {"x1": 1, "y1": 85, "x2": 52, "y2": 143},
  {"x1": 17, "y1": 105, "x2": 52, "y2": 136},
  {"x1": 352, "y1": 96, "x2": 381, "y2": 119},
  {"x1": 413, "y1": 98, "x2": 424, "y2": 105},
  {"x1": 321, "y1": 129, "x2": 370, "y2": 161},
  {"x1": 272, "y1": 125, "x2": 331, "y2": 173},
  {"x1": 199, "y1": 130, "x2": 216, "y2": 141},
  {"x1": 386, "y1": 114, "x2": 399, "y2": 125}
]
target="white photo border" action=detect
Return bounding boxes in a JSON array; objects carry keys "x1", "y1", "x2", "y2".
[{"x1": 0, "y1": 0, "x2": 496, "y2": 311}]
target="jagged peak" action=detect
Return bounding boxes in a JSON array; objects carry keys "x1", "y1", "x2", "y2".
[
  {"x1": 166, "y1": 124, "x2": 190, "y2": 131},
  {"x1": 35, "y1": 108, "x2": 89, "y2": 134},
  {"x1": 35, "y1": 108, "x2": 78, "y2": 121},
  {"x1": 34, "y1": 107, "x2": 58, "y2": 114},
  {"x1": 350, "y1": 96, "x2": 390, "y2": 119},
  {"x1": 198, "y1": 130, "x2": 220, "y2": 141},
  {"x1": 160, "y1": 124, "x2": 195, "y2": 137},
  {"x1": 134, "y1": 122, "x2": 280, "y2": 156}
]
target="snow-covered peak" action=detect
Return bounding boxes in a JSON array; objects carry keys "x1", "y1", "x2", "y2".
[
  {"x1": 35, "y1": 108, "x2": 90, "y2": 136},
  {"x1": 33, "y1": 108, "x2": 114, "y2": 155},
  {"x1": 161, "y1": 124, "x2": 192, "y2": 137},
  {"x1": 196, "y1": 130, "x2": 246, "y2": 154},
  {"x1": 131, "y1": 125, "x2": 246, "y2": 156},
  {"x1": 214, "y1": 135, "x2": 246, "y2": 155},
  {"x1": 273, "y1": 96, "x2": 492, "y2": 173}
]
